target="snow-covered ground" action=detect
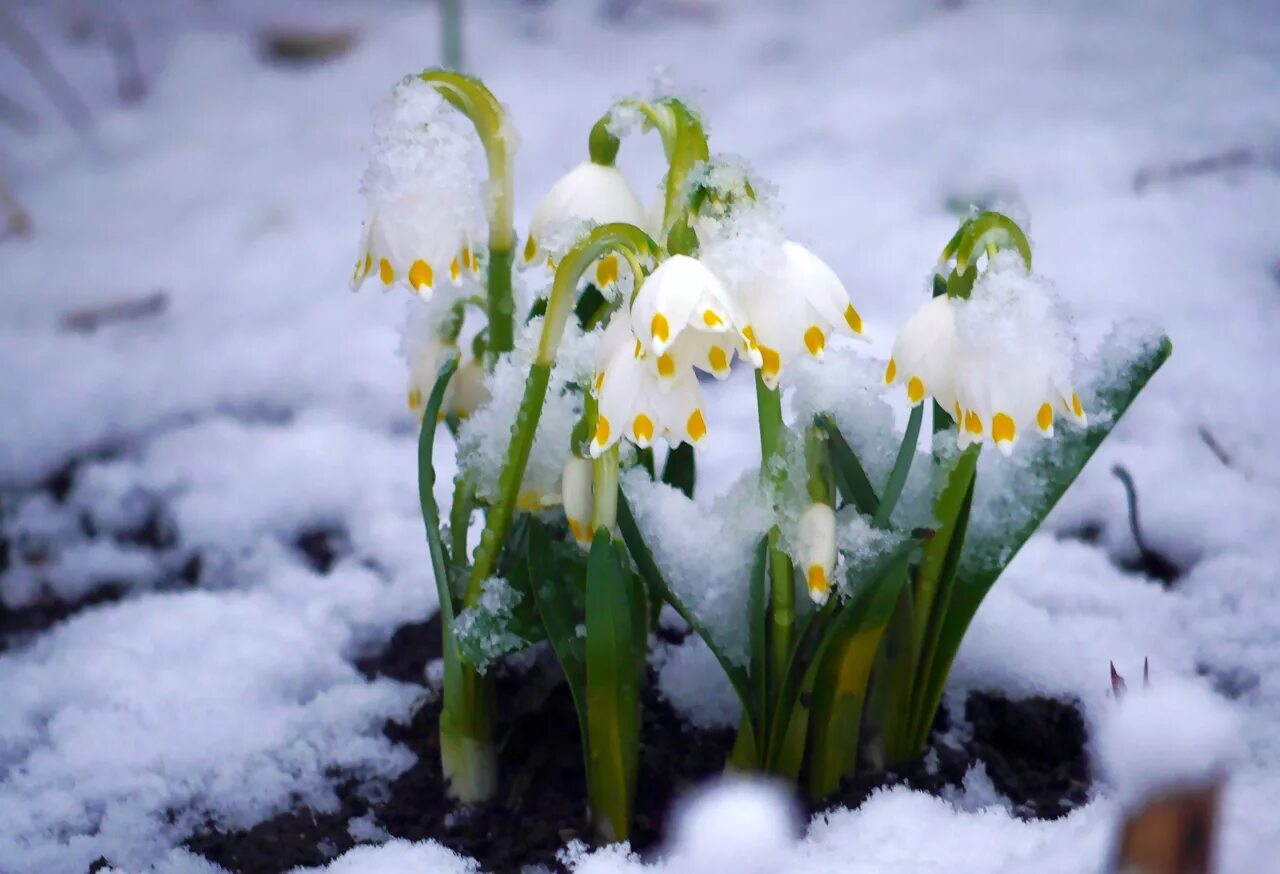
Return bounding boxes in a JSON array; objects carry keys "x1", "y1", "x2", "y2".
[{"x1": 2, "y1": 0, "x2": 1279, "y2": 871}]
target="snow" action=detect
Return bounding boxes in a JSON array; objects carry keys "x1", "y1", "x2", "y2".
[
  {"x1": 1098, "y1": 678, "x2": 1240, "y2": 807},
  {"x1": 3, "y1": 0, "x2": 1280, "y2": 872}
]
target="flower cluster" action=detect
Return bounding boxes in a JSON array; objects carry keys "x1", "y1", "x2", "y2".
[{"x1": 345, "y1": 75, "x2": 1162, "y2": 844}]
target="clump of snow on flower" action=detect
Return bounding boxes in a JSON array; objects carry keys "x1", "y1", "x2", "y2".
[
  {"x1": 1098, "y1": 678, "x2": 1239, "y2": 807},
  {"x1": 664, "y1": 777, "x2": 800, "y2": 874},
  {"x1": 358, "y1": 76, "x2": 484, "y2": 257},
  {"x1": 952, "y1": 250, "x2": 1080, "y2": 412},
  {"x1": 621, "y1": 467, "x2": 771, "y2": 666},
  {"x1": 456, "y1": 317, "x2": 599, "y2": 508},
  {"x1": 963, "y1": 320, "x2": 1168, "y2": 574}
]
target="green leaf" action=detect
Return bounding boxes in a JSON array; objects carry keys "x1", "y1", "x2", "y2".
[
  {"x1": 748, "y1": 537, "x2": 769, "y2": 760},
  {"x1": 617, "y1": 494, "x2": 760, "y2": 755},
  {"x1": 418, "y1": 357, "x2": 460, "y2": 683},
  {"x1": 526, "y1": 520, "x2": 589, "y2": 756},
  {"x1": 872, "y1": 402, "x2": 923, "y2": 529},
  {"x1": 818, "y1": 416, "x2": 880, "y2": 517},
  {"x1": 764, "y1": 539, "x2": 917, "y2": 776},
  {"x1": 915, "y1": 333, "x2": 1173, "y2": 743},
  {"x1": 585, "y1": 530, "x2": 646, "y2": 843},
  {"x1": 660, "y1": 442, "x2": 696, "y2": 498}
]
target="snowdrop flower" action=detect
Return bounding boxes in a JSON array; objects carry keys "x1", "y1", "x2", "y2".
[
  {"x1": 884, "y1": 294, "x2": 960, "y2": 412},
  {"x1": 562, "y1": 456, "x2": 594, "y2": 548},
  {"x1": 704, "y1": 239, "x2": 864, "y2": 389},
  {"x1": 523, "y1": 160, "x2": 647, "y2": 288},
  {"x1": 886, "y1": 252, "x2": 1086, "y2": 455},
  {"x1": 797, "y1": 503, "x2": 836, "y2": 605},
  {"x1": 631, "y1": 254, "x2": 750, "y2": 380},
  {"x1": 591, "y1": 309, "x2": 708, "y2": 457},
  {"x1": 351, "y1": 78, "x2": 486, "y2": 295},
  {"x1": 401, "y1": 298, "x2": 488, "y2": 420}
]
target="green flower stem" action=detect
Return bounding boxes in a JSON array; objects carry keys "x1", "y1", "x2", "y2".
[
  {"x1": 755, "y1": 373, "x2": 794, "y2": 714},
  {"x1": 440, "y1": 0, "x2": 463, "y2": 70},
  {"x1": 587, "y1": 98, "x2": 709, "y2": 249},
  {"x1": 418, "y1": 359, "x2": 497, "y2": 803},
  {"x1": 418, "y1": 70, "x2": 516, "y2": 359},
  {"x1": 463, "y1": 223, "x2": 657, "y2": 607}
]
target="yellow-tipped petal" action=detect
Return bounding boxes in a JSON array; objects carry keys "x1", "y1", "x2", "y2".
[
  {"x1": 596, "y1": 254, "x2": 619, "y2": 288},
  {"x1": 759, "y1": 346, "x2": 781, "y2": 380},
  {"x1": 804, "y1": 326, "x2": 826, "y2": 357},
  {"x1": 632, "y1": 414, "x2": 654, "y2": 444},
  {"x1": 807, "y1": 565, "x2": 830, "y2": 601},
  {"x1": 450, "y1": 257, "x2": 461, "y2": 282},
  {"x1": 657, "y1": 353, "x2": 676, "y2": 378},
  {"x1": 1037, "y1": 402, "x2": 1054, "y2": 434},
  {"x1": 523, "y1": 235, "x2": 538, "y2": 263},
  {"x1": 408, "y1": 387, "x2": 423, "y2": 410},
  {"x1": 379, "y1": 258, "x2": 394, "y2": 285},
  {"x1": 702, "y1": 309, "x2": 724, "y2": 328},
  {"x1": 992, "y1": 412, "x2": 1016, "y2": 449},
  {"x1": 708, "y1": 346, "x2": 729, "y2": 372},
  {"x1": 687, "y1": 409, "x2": 707, "y2": 442},
  {"x1": 965, "y1": 410, "x2": 983, "y2": 435},
  {"x1": 595, "y1": 415, "x2": 611, "y2": 446},
  {"x1": 409, "y1": 260, "x2": 433, "y2": 292},
  {"x1": 651, "y1": 313, "x2": 670, "y2": 344},
  {"x1": 885, "y1": 358, "x2": 897, "y2": 384},
  {"x1": 907, "y1": 376, "x2": 925, "y2": 405},
  {"x1": 844, "y1": 304, "x2": 863, "y2": 334}
]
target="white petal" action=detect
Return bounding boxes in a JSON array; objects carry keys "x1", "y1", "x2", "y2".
[
  {"x1": 653, "y1": 371, "x2": 707, "y2": 448},
  {"x1": 783, "y1": 241, "x2": 863, "y2": 337},
  {"x1": 632, "y1": 255, "x2": 729, "y2": 356},
  {"x1": 889, "y1": 295, "x2": 959, "y2": 410}
]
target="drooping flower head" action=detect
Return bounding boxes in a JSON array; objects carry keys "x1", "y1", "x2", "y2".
[
  {"x1": 351, "y1": 77, "x2": 485, "y2": 295},
  {"x1": 590, "y1": 305, "x2": 709, "y2": 457},
  {"x1": 523, "y1": 160, "x2": 647, "y2": 286},
  {"x1": 886, "y1": 214, "x2": 1086, "y2": 454},
  {"x1": 695, "y1": 195, "x2": 864, "y2": 388}
]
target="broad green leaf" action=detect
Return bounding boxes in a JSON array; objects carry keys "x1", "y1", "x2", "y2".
[
  {"x1": 617, "y1": 494, "x2": 760, "y2": 756},
  {"x1": 526, "y1": 520, "x2": 589, "y2": 757},
  {"x1": 585, "y1": 531, "x2": 646, "y2": 843},
  {"x1": 916, "y1": 332, "x2": 1172, "y2": 741},
  {"x1": 417, "y1": 357, "x2": 460, "y2": 690},
  {"x1": 764, "y1": 539, "x2": 917, "y2": 775},
  {"x1": 819, "y1": 415, "x2": 880, "y2": 517}
]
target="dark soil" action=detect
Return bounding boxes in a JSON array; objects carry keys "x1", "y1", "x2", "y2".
[{"x1": 184, "y1": 617, "x2": 1093, "y2": 874}]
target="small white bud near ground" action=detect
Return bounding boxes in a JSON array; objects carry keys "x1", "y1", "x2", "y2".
[
  {"x1": 798, "y1": 502, "x2": 837, "y2": 605},
  {"x1": 562, "y1": 455, "x2": 594, "y2": 547}
]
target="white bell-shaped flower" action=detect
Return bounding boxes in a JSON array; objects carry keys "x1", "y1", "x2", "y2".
[
  {"x1": 951, "y1": 254, "x2": 1086, "y2": 454},
  {"x1": 590, "y1": 310, "x2": 709, "y2": 457},
  {"x1": 562, "y1": 456, "x2": 594, "y2": 548},
  {"x1": 631, "y1": 254, "x2": 750, "y2": 360},
  {"x1": 884, "y1": 294, "x2": 960, "y2": 412},
  {"x1": 886, "y1": 252, "x2": 1086, "y2": 455},
  {"x1": 523, "y1": 161, "x2": 647, "y2": 288},
  {"x1": 401, "y1": 296, "x2": 487, "y2": 421},
  {"x1": 352, "y1": 78, "x2": 485, "y2": 295},
  {"x1": 798, "y1": 503, "x2": 837, "y2": 605},
  {"x1": 703, "y1": 238, "x2": 864, "y2": 389}
]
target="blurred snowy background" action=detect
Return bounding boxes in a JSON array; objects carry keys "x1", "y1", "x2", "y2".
[{"x1": 1, "y1": 0, "x2": 1279, "y2": 871}]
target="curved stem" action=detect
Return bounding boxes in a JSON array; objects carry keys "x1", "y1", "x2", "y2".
[
  {"x1": 418, "y1": 70, "x2": 517, "y2": 357},
  {"x1": 463, "y1": 223, "x2": 658, "y2": 607},
  {"x1": 586, "y1": 97, "x2": 709, "y2": 250}
]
